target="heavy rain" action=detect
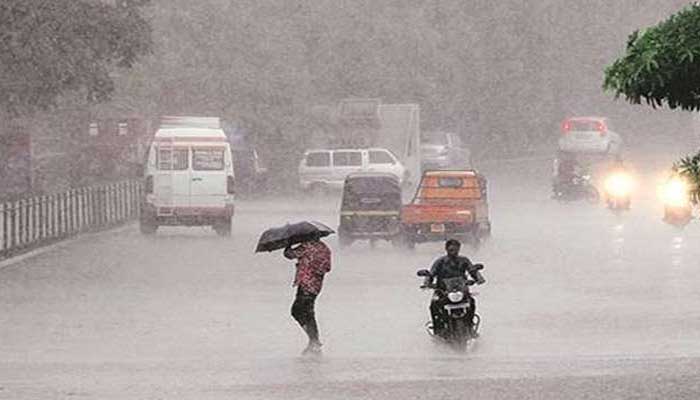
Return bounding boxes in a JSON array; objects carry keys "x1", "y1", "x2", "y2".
[{"x1": 1, "y1": 1, "x2": 700, "y2": 399}]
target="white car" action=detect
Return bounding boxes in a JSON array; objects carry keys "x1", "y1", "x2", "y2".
[
  {"x1": 298, "y1": 148, "x2": 406, "y2": 192},
  {"x1": 558, "y1": 117, "x2": 623, "y2": 155}
]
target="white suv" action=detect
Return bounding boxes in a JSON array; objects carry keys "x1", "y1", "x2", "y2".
[{"x1": 298, "y1": 148, "x2": 406, "y2": 191}]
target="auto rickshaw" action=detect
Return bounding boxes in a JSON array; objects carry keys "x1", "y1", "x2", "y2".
[{"x1": 338, "y1": 173, "x2": 403, "y2": 247}]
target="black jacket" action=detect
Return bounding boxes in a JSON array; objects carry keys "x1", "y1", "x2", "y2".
[{"x1": 429, "y1": 255, "x2": 480, "y2": 290}]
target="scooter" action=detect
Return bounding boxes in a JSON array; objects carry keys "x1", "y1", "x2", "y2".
[
  {"x1": 661, "y1": 176, "x2": 694, "y2": 228},
  {"x1": 417, "y1": 264, "x2": 484, "y2": 351},
  {"x1": 603, "y1": 171, "x2": 633, "y2": 213}
]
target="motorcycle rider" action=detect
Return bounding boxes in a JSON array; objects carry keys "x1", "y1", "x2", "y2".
[
  {"x1": 552, "y1": 151, "x2": 583, "y2": 197},
  {"x1": 424, "y1": 239, "x2": 485, "y2": 337}
]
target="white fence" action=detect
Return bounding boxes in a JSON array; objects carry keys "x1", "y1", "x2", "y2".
[{"x1": 0, "y1": 181, "x2": 142, "y2": 259}]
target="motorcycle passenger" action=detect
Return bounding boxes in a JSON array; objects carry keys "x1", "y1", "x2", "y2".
[{"x1": 425, "y1": 239, "x2": 485, "y2": 336}]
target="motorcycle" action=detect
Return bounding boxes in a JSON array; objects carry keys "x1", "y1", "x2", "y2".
[
  {"x1": 661, "y1": 176, "x2": 693, "y2": 228},
  {"x1": 553, "y1": 174, "x2": 600, "y2": 203},
  {"x1": 603, "y1": 171, "x2": 633, "y2": 213},
  {"x1": 416, "y1": 264, "x2": 484, "y2": 351}
]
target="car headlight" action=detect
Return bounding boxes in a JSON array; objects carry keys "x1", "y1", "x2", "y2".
[
  {"x1": 447, "y1": 291, "x2": 464, "y2": 303},
  {"x1": 604, "y1": 173, "x2": 633, "y2": 197},
  {"x1": 661, "y1": 178, "x2": 690, "y2": 207}
]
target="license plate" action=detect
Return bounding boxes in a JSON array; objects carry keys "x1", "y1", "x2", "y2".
[{"x1": 430, "y1": 223, "x2": 445, "y2": 233}]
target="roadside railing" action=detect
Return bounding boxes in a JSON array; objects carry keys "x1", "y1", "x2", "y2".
[{"x1": 0, "y1": 180, "x2": 142, "y2": 260}]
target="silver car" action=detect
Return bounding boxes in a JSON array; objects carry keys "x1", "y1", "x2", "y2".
[
  {"x1": 420, "y1": 131, "x2": 471, "y2": 170},
  {"x1": 558, "y1": 117, "x2": 623, "y2": 155}
]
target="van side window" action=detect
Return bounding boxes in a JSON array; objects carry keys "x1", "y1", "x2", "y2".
[
  {"x1": 306, "y1": 152, "x2": 330, "y2": 167},
  {"x1": 193, "y1": 147, "x2": 225, "y2": 170},
  {"x1": 369, "y1": 150, "x2": 395, "y2": 165},
  {"x1": 333, "y1": 151, "x2": 362, "y2": 166},
  {"x1": 157, "y1": 148, "x2": 189, "y2": 170}
]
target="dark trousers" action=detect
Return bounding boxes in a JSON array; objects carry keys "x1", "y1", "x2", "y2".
[
  {"x1": 291, "y1": 287, "x2": 320, "y2": 344},
  {"x1": 430, "y1": 295, "x2": 476, "y2": 333}
]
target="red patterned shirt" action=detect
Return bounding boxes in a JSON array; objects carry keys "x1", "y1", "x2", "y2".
[{"x1": 284, "y1": 241, "x2": 331, "y2": 295}]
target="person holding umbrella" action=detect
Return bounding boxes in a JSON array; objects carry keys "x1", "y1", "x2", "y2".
[
  {"x1": 256, "y1": 221, "x2": 333, "y2": 355},
  {"x1": 284, "y1": 236, "x2": 331, "y2": 355}
]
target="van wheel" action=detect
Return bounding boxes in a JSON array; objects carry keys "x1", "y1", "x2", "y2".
[
  {"x1": 213, "y1": 218, "x2": 232, "y2": 236},
  {"x1": 139, "y1": 219, "x2": 158, "y2": 235}
]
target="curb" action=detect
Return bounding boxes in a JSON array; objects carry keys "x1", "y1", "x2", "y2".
[{"x1": 0, "y1": 223, "x2": 134, "y2": 272}]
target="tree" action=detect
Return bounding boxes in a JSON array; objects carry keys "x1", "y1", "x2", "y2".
[
  {"x1": 604, "y1": 4, "x2": 700, "y2": 204},
  {"x1": 604, "y1": 4, "x2": 700, "y2": 111},
  {"x1": 0, "y1": 0, "x2": 151, "y2": 116},
  {"x1": 675, "y1": 151, "x2": 700, "y2": 205}
]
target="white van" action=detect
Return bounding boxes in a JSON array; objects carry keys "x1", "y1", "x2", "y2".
[
  {"x1": 140, "y1": 117, "x2": 235, "y2": 235},
  {"x1": 298, "y1": 148, "x2": 406, "y2": 192}
]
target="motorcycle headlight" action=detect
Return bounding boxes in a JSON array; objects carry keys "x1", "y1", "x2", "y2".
[
  {"x1": 447, "y1": 291, "x2": 464, "y2": 303},
  {"x1": 661, "y1": 178, "x2": 689, "y2": 207},
  {"x1": 604, "y1": 173, "x2": 633, "y2": 197}
]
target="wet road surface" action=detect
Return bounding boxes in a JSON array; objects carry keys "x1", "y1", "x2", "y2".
[{"x1": 1, "y1": 157, "x2": 699, "y2": 399}]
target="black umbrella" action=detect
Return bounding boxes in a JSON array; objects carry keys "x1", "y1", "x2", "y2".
[{"x1": 255, "y1": 221, "x2": 335, "y2": 252}]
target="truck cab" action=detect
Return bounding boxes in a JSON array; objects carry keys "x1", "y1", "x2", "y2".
[{"x1": 400, "y1": 170, "x2": 490, "y2": 248}]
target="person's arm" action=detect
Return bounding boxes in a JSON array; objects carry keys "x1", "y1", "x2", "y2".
[
  {"x1": 426, "y1": 258, "x2": 442, "y2": 287},
  {"x1": 283, "y1": 243, "x2": 302, "y2": 260},
  {"x1": 465, "y1": 259, "x2": 486, "y2": 284}
]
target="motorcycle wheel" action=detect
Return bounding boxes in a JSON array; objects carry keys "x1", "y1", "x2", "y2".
[{"x1": 450, "y1": 318, "x2": 470, "y2": 352}]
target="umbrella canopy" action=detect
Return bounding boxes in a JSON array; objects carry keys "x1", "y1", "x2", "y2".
[{"x1": 255, "y1": 221, "x2": 335, "y2": 252}]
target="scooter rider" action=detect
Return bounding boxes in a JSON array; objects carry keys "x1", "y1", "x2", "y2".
[{"x1": 424, "y1": 239, "x2": 485, "y2": 336}]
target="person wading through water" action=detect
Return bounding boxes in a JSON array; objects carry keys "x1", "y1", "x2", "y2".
[{"x1": 284, "y1": 236, "x2": 331, "y2": 355}]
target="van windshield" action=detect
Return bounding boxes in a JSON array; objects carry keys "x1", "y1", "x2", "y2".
[{"x1": 193, "y1": 147, "x2": 225, "y2": 170}]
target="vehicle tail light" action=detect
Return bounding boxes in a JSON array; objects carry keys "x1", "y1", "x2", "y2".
[
  {"x1": 596, "y1": 122, "x2": 608, "y2": 136},
  {"x1": 561, "y1": 121, "x2": 571, "y2": 135},
  {"x1": 227, "y1": 176, "x2": 235, "y2": 194},
  {"x1": 145, "y1": 175, "x2": 154, "y2": 194}
]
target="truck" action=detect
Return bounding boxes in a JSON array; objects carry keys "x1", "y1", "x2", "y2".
[
  {"x1": 400, "y1": 170, "x2": 491, "y2": 249},
  {"x1": 308, "y1": 98, "x2": 421, "y2": 190}
]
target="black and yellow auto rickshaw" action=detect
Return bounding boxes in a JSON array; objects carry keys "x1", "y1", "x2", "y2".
[{"x1": 338, "y1": 173, "x2": 402, "y2": 247}]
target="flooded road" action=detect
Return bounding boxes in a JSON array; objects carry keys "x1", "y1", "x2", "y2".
[{"x1": 1, "y1": 157, "x2": 699, "y2": 399}]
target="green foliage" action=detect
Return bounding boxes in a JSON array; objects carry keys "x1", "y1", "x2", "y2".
[
  {"x1": 0, "y1": 0, "x2": 152, "y2": 116},
  {"x1": 675, "y1": 151, "x2": 700, "y2": 204},
  {"x1": 604, "y1": 4, "x2": 700, "y2": 110}
]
